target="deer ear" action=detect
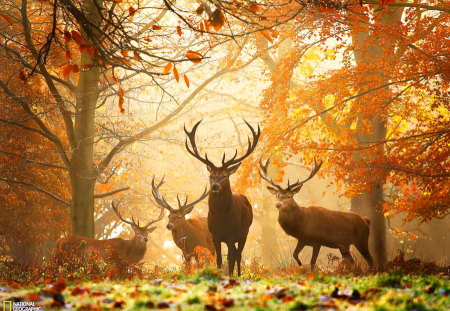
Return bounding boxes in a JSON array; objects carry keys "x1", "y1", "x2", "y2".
[
  {"x1": 266, "y1": 186, "x2": 278, "y2": 195},
  {"x1": 291, "y1": 184, "x2": 303, "y2": 194},
  {"x1": 147, "y1": 226, "x2": 157, "y2": 234},
  {"x1": 227, "y1": 163, "x2": 241, "y2": 175}
]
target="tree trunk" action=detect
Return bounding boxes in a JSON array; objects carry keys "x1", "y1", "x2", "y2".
[
  {"x1": 350, "y1": 7, "x2": 404, "y2": 267},
  {"x1": 69, "y1": 0, "x2": 103, "y2": 237}
]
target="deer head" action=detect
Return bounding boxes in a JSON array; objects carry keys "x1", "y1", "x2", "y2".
[
  {"x1": 259, "y1": 156, "x2": 322, "y2": 210},
  {"x1": 151, "y1": 176, "x2": 209, "y2": 231},
  {"x1": 184, "y1": 120, "x2": 260, "y2": 193},
  {"x1": 111, "y1": 199, "x2": 164, "y2": 244}
]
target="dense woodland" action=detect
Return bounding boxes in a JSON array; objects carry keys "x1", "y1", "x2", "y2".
[{"x1": 0, "y1": 0, "x2": 449, "y2": 308}]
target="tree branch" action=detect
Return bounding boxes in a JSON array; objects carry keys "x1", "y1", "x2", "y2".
[{"x1": 94, "y1": 186, "x2": 130, "y2": 199}]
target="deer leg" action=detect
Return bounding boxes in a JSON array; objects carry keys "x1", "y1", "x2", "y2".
[
  {"x1": 310, "y1": 245, "x2": 321, "y2": 271},
  {"x1": 226, "y1": 242, "x2": 237, "y2": 276},
  {"x1": 213, "y1": 238, "x2": 222, "y2": 269},
  {"x1": 237, "y1": 239, "x2": 247, "y2": 277},
  {"x1": 338, "y1": 245, "x2": 354, "y2": 264},
  {"x1": 355, "y1": 241, "x2": 373, "y2": 268},
  {"x1": 293, "y1": 240, "x2": 305, "y2": 266}
]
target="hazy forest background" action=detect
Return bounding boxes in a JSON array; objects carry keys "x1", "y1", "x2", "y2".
[{"x1": 0, "y1": 0, "x2": 449, "y2": 271}]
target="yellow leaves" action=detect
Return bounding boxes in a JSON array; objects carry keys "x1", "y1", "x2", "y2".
[
  {"x1": 185, "y1": 50, "x2": 203, "y2": 63},
  {"x1": 322, "y1": 94, "x2": 335, "y2": 109},
  {"x1": 163, "y1": 62, "x2": 172, "y2": 74}
]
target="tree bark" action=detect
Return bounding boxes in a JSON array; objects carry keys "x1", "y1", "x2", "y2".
[{"x1": 69, "y1": 0, "x2": 103, "y2": 237}]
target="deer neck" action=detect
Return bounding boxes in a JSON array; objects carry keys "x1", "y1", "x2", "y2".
[
  {"x1": 278, "y1": 200, "x2": 305, "y2": 235},
  {"x1": 172, "y1": 221, "x2": 192, "y2": 250},
  {"x1": 208, "y1": 182, "x2": 233, "y2": 212},
  {"x1": 126, "y1": 235, "x2": 147, "y2": 261}
]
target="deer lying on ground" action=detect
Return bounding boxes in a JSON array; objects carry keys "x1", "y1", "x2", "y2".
[
  {"x1": 56, "y1": 201, "x2": 164, "y2": 264},
  {"x1": 259, "y1": 157, "x2": 373, "y2": 270},
  {"x1": 184, "y1": 120, "x2": 260, "y2": 276},
  {"x1": 151, "y1": 176, "x2": 215, "y2": 268}
]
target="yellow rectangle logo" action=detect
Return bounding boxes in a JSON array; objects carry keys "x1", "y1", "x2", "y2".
[{"x1": 2, "y1": 301, "x2": 12, "y2": 311}]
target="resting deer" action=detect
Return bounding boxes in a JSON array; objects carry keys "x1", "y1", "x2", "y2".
[
  {"x1": 151, "y1": 176, "x2": 215, "y2": 268},
  {"x1": 260, "y1": 157, "x2": 373, "y2": 270},
  {"x1": 56, "y1": 201, "x2": 164, "y2": 264},
  {"x1": 184, "y1": 120, "x2": 260, "y2": 276}
]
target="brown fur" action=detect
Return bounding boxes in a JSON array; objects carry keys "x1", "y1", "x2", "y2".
[{"x1": 169, "y1": 216, "x2": 215, "y2": 267}]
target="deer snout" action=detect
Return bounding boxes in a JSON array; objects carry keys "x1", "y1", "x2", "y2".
[
  {"x1": 143, "y1": 237, "x2": 148, "y2": 243},
  {"x1": 167, "y1": 223, "x2": 175, "y2": 230},
  {"x1": 211, "y1": 183, "x2": 221, "y2": 192},
  {"x1": 275, "y1": 202, "x2": 283, "y2": 209}
]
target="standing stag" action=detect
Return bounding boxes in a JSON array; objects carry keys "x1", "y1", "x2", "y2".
[
  {"x1": 184, "y1": 120, "x2": 260, "y2": 276},
  {"x1": 56, "y1": 201, "x2": 164, "y2": 264},
  {"x1": 151, "y1": 176, "x2": 215, "y2": 268},
  {"x1": 260, "y1": 157, "x2": 373, "y2": 270}
]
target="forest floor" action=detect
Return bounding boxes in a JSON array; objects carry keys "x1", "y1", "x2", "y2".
[{"x1": 0, "y1": 267, "x2": 449, "y2": 310}]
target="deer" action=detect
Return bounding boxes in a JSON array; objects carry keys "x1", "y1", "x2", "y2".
[
  {"x1": 56, "y1": 200, "x2": 165, "y2": 264},
  {"x1": 184, "y1": 120, "x2": 260, "y2": 276},
  {"x1": 151, "y1": 176, "x2": 215, "y2": 268},
  {"x1": 259, "y1": 156, "x2": 373, "y2": 271}
]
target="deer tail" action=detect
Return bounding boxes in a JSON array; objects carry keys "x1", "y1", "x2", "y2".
[{"x1": 362, "y1": 216, "x2": 371, "y2": 226}]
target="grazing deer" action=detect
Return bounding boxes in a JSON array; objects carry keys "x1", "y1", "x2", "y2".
[
  {"x1": 151, "y1": 176, "x2": 215, "y2": 268},
  {"x1": 259, "y1": 157, "x2": 373, "y2": 270},
  {"x1": 56, "y1": 201, "x2": 164, "y2": 264},
  {"x1": 184, "y1": 120, "x2": 260, "y2": 276}
]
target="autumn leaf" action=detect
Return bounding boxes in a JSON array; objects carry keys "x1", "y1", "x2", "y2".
[
  {"x1": 71, "y1": 30, "x2": 83, "y2": 45},
  {"x1": 128, "y1": 7, "x2": 136, "y2": 17},
  {"x1": 163, "y1": 62, "x2": 173, "y2": 74},
  {"x1": 121, "y1": 50, "x2": 129, "y2": 57},
  {"x1": 176, "y1": 25, "x2": 182, "y2": 36},
  {"x1": 118, "y1": 87, "x2": 125, "y2": 113},
  {"x1": 152, "y1": 25, "x2": 162, "y2": 30},
  {"x1": 210, "y1": 9, "x2": 225, "y2": 31},
  {"x1": 185, "y1": 50, "x2": 203, "y2": 63},
  {"x1": 260, "y1": 30, "x2": 273, "y2": 42},
  {"x1": 60, "y1": 64, "x2": 79, "y2": 79},
  {"x1": 63, "y1": 31, "x2": 72, "y2": 42},
  {"x1": 249, "y1": 4, "x2": 260, "y2": 13},
  {"x1": 133, "y1": 51, "x2": 141, "y2": 61},
  {"x1": 173, "y1": 65, "x2": 179, "y2": 82},
  {"x1": 64, "y1": 50, "x2": 73, "y2": 60},
  {"x1": 0, "y1": 13, "x2": 13, "y2": 25},
  {"x1": 183, "y1": 74, "x2": 190, "y2": 88},
  {"x1": 196, "y1": 4, "x2": 204, "y2": 15},
  {"x1": 18, "y1": 71, "x2": 27, "y2": 82}
]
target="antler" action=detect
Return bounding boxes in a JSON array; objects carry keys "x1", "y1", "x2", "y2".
[
  {"x1": 286, "y1": 158, "x2": 323, "y2": 191},
  {"x1": 142, "y1": 202, "x2": 165, "y2": 229},
  {"x1": 221, "y1": 120, "x2": 261, "y2": 168},
  {"x1": 151, "y1": 176, "x2": 175, "y2": 213},
  {"x1": 259, "y1": 156, "x2": 283, "y2": 191},
  {"x1": 184, "y1": 120, "x2": 216, "y2": 168},
  {"x1": 111, "y1": 199, "x2": 140, "y2": 228},
  {"x1": 176, "y1": 187, "x2": 209, "y2": 215}
]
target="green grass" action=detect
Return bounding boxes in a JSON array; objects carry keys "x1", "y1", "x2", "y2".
[{"x1": 0, "y1": 269, "x2": 449, "y2": 310}]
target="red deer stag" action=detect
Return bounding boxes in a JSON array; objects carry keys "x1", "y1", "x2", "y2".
[
  {"x1": 184, "y1": 120, "x2": 260, "y2": 276},
  {"x1": 56, "y1": 201, "x2": 164, "y2": 264},
  {"x1": 151, "y1": 176, "x2": 215, "y2": 268},
  {"x1": 259, "y1": 157, "x2": 373, "y2": 270}
]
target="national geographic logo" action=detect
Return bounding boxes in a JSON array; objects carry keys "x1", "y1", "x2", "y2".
[{"x1": 2, "y1": 301, "x2": 42, "y2": 311}]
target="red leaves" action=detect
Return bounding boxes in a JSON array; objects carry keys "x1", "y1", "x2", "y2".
[
  {"x1": 249, "y1": 4, "x2": 260, "y2": 13},
  {"x1": 133, "y1": 51, "x2": 141, "y2": 61},
  {"x1": 196, "y1": 5, "x2": 204, "y2": 15},
  {"x1": 176, "y1": 25, "x2": 182, "y2": 36},
  {"x1": 210, "y1": 9, "x2": 225, "y2": 31},
  {"x1": 183, "y1": 74, "x2": 190, "y2": 88},
  {"x1": 0, "y1": 13, "x2": 14, "y2": 25},
  {"x1": 128, "y1": 7, "x2": 136, "y2": 17},
  {"x1": 120, "y1": 50, "x2": 129, "y2": 57},
  {"x1": 64, "y1": 50, "x2": 73, "y2": 60},
  {"x1": 61, "y1": 64, "x2": 79, "y2": 79},
  {"x1": 185, "y1": 50, "x2": 203, "y2": 63},
  {"x1": 379, "y1": 0, "x2": 396, "y2": 5},
  {"x1": 71, "y1": 30, "x2": 83, "y2": 45},
  {"x1": 63, "y1": 31, "x2": 72, "y2": 42},
  {"x1": 152, "y1": 25, "x2": 162, "y2": 30}
]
